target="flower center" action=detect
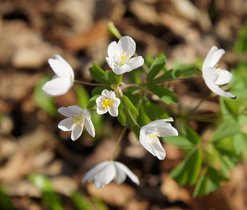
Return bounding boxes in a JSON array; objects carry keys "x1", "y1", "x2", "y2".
[
  {"x1": 101, "y1": 99, "x2": 113, "y2": 109},
  {"x1": 72, "y1": 114, "x2": 84, "y2": 126},
  {"x1": 119, "y1": 52, "x2": 128, "y2": 66},
  {"x1": 147, "y1": 133, "x2": 158, "y2": 139}
]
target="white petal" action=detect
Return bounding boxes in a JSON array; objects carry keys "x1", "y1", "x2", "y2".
[
  {"x1": 94, "y1": 163, "x2": 116, "y2": 188},
  {"x1": 107, "y1": 41, "x2": 122, "y2": 58},
  {"x1": 113, "y1": 164, "x2": 127, "y2": 184},
  {"x1": 114, "y1": 162, "x2": 140, "y2": 185},
  {"x1": 96, "y1": 106, "x2": 107, "y2": 115},
  {"x1": 113, "y1": 98, "x2": 120, "y2": 107},
  {"x1": 58, "y1": 107, "x2": 73, "y2": 117},
  {"x1": 127, "y1": 56, "x2": 144, "y2": 71},
  {"x1": 109, "y1": 106, "x2": 118, "y2": 117},
  {"x1": 156, "y1": 124, "x2": 178, "y2": 137},
  {"x1": 68, "y1": 105, "x2": 83, "y2": 115},
  {"x1": 106, "y1": 57, "x2": 115, "y2": 70},
  {"x1": 84, "y1": 118, "x2": 95, "y2": 137},
  {"x1": 96, "y1": 96, "x2": 104, "y2": 106},
  {"x1": 42, "y1": 77, "x2": 72, "y2": 96},
  {"x1": 202, "y1": 46, "x2": 225, "y2": 71},
  {"x1": 58, "y1": 118, "x2": 74, "y2": 131},
  {"x1": 118, "y1": 36, "x2": 136, "y2": 58},
  {"x1": 71, "y1": 125, "x2": 83, "y2": 141},
  {"x1": 102, "y1": 89, "x2": 110, "y2": 97},
  {"x1": 203, "y1": 70, "x2": 236, "y2": 98},
  {"x1": 83, "y1": 162, "x2": 109, "y2": 182},
  {"x1": 48, "y1": 55, "x2": 74, "y2": 80},
  {"x1": 108, "y1": 90, "x2": 116, "y2": 99},
  {"x1": 140, "y1": 130, "x2": 166, "y2": 160},
  {"x1": 112, "y1": 64, "x2": 131, "y2": 75},
  {"x1": 146, "y1": 118, "x2": 174, "y2": 128},
  {"x1": 215, "y1": 69, "x2": 232, "y2": 85}
]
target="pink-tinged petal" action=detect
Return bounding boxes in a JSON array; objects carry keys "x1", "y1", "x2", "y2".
[
  {"x1": 118, "y1": 36, "x2": 136, "y2": 58},
  {"x1": 71, "y1": 125, "x2": 83, "y2": 141},
  {"x1": 48, "y1": 55, "x2": 74, "y2": 80},
  {"x1": 42, "y1": 77, "x2": 72, "y2": 96},
  {"x1": 127, "y1": 56, "x2": 144, "y2": 71},
  {"x1": 109, "y1": 106, "x2": 118, "y2": 117},
  {"x1": 84, "y1": 118, "x2": 95, "y2": 137},
  {"x1": 114, "y1": 162, "x2": 140, "y2": 185},
  {"x1": 107, "y1": 41, "x2": 121, "y2": 58},
  {"x1": 215, "y1": 69, "x2": 233, "y2": 85},
  {"x1": 58, "y1": 118, "x2": 74, "y2": 131},
  {"x1": 140, "y1": 129, "x2": 166, "y2": 160}
]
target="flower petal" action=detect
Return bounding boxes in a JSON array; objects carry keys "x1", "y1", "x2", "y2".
[
  {"x1": 118, "y1": 36, "x2": 136, "y2": 58},
  {"x1": 215, "y1": 69, "x2": 232, "y2": 85},
  {"x1": 156, "y1": 124, "x2": 178, "y2": 137},
  {"x1": 71, "y1": 125, "x2": 83, "y2": 141},
  {"x1": 48, "y1": 55, "x2": 74, "y2": 80},
  {"x1": 68, "y1": 105, "x2": 83, "y2": 115},
  {"x1": 58, "y1": 118, "x2": 74, "y2": 131},
  {"x1": 203, "y1": 70, "x2": 236, "y2": 99},
  {"x1": 113, "y1": 163, "x2": 127, "y2": 184},
  {"x1": 42, "y1": 77, "x2": 72, "y2": 96},
  {"x1": 58, "y1": 107, "x2": 73, "y2": 117},
  {"x1": 96, "y1": 106, "x2": 107, "y2": 115},
  {"x1": 140, "y1": 130, "x2": 166, "y2": 160},
  {"x1": 127, "y1": 56, "x2": 144, "y2": 71},
  {"x1": 114, "y1": 162, "x2": 140, "y2": 185},
  {"x1": 112, "y1": 64, "x2": 131, "y2": 75},
  {"x1": 102, "y1": 89, "x2": 110, "y2": 97},
  {"x1": 107, "y1": 41, "x2": 122, "y2": 57},
  {"x1": 202, "y1": 46, "x2": 225, "y2": 71},
  {"x1": 84, "y1": 118, "x2": 95, "y2": 137},
  {"x1": 109, "y1": 106, "x2": 118, "y2": 117},
  {"x1": 113, "y1": 98, "x2": 121, "y2": 107}
]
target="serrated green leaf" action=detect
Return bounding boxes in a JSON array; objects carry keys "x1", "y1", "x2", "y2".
[
  {"x1": 148, "y1": 84, "x2": 177, "y2": 104},
  {"x1": 76, "y1": 85, "x2": 89, "y2": 108},
  {"x1": 170, "y1": 148, "x2": 202, "y2": 185},
  {"x1": 34, "y1": 77, "x2": 57, "y2": 116},
  {"x1": 90, "y1": 64, "x2": 109, "y2": 84},
  {"x1": 147, "y1": 54, "x2": 166, "y2": 81},
  {"x1": 117, "y1": 102, "x2": 127, "y2": 126},
  {"x1": 193, "y1": 167, "x2": 228, "y2": 196},
  {"x1": 180, "y1": 124, "x2": 200, "y2": 144}
]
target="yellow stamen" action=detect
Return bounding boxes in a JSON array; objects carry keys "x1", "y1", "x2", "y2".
[
  {"x1": 72, "y1": 114, "x2": 84, "y2": 126},
  {"x1": 119, "y1": 52, "x2": 127, "y2": 66},
  {"x1": 147, "y1": 133, "x2": 158, "y2": 139},
  {"x1": 101, "y1": 99, "x2": 113, "y2": 109}
]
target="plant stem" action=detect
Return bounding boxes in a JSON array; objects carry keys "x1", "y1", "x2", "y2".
[{"x1": 74, "y1": 80, "x2": 108, "y2": 87}]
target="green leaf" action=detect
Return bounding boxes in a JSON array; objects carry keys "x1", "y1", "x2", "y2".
[
  {"x1": 121, "y1": 95, "x2": 139, "y2": 126},
  {"x1": 142, "y1": 100, "x2": 169, "y2": 120},
  {"x1": 71, "y1": 191, "x2": 91, "y2": 210},
  {"x1": 90, "y1": 64, "x2": 109, "y2": 84},
  {"x1": 164, "y1": 136, "x2": 194, "y2": 149},
  {"x1": 214, "y1": 136, "x2": 238, "y2": 156},
  {"x1": 147, "y1": 54, "x2": 166, "y2": 81},
  {"x1": 29, "y1": 174, "x2": 63, "y2": 210},
  {"x1": 76, "y1": 85, "x2": 89, "y2": 108},
  {"x1": 137, "y1": 105, "x2": 150, "y2": 126},
  {"x1": 170, "y1": 148, "x2": 203, "y2": 185},
  {"x1": 117, "y1": 102, "x2": 127, "y2": 126},
  {"x1": 93, "y1": 197, "x2": 109, "y2": 210},
  {"x1": 173, "y1": 62, "x2": 200, "y2": 78},
  {"x1": 180, "y1": 124, "x2": 200, "y2": 144},
  {"x1": 34, "y1": 77, "x2": 57, "y2": 116},
  {"x1": 0, "y1": 187, "x2": 14, "y2": 210},
  {"x1": 87, "y1": 95, "x2": 99, "y2": 109},
  {"x1": 234, "y1": 21, "x2": 247, "y2": 53},
  {"x1": 193, "y1": 167, "x2": 228, "y2": 196},
  {"x1": 211, "y1": 120, "x2": 240, "y2": 142},
  {"x1": 148, "y1": 84, "x2": 177, "y2": 104},
  {"x1": 233, "y1": 133, "x2": 247, "y2": 162}
]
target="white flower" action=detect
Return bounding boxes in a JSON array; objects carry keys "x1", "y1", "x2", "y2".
[
  {"x1": 83, "y1": 161, "x2": 140, "y2": 188},
  {"x1": 106, "y1": 36, "x2": 144, "y2": 75},
  {"x1": 58, "y1": 105, "x2": 95, "y2": 141},
  {"x1": 139, "y1": 118, "x2": 178, "y2": 160},
  {"x1": 202, "y1": 46, "x2": 236, "y2": 99},
  {"x1": 96, "y1": 89, "x2": 120, "y2": 117},
  {"x1": 42, "y1": 55, "x2": 74, "y2": 96}
]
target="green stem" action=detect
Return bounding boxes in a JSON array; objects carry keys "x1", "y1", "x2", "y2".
[
  {"x1": 74, "y1": 80, "x2": 108, "y2": 87},
  {"x1": 111, "y1": 127, "x2": 128, "y2": 160}
]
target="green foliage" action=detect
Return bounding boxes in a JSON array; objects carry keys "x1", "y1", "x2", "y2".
[
  {"x1": 234, "y1": 21, "x2": 247, "y2": 53},
  {"x1": 0, "y1": 186, "x2": 14, "y2": 210},
  {"x1": 34, "y1": 76, "x2": 57, "y2": 116},
  {"x1": 76, "y1": 85, "x2": 90, "y2": 108},
  {"x1": 147, "y1": 54, "x2": 166, "y2": 81},
  {"x1": 71, "y1": 191, "x2": 92, "y2": 210}
]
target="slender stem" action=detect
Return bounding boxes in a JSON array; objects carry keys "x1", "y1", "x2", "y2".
[
  {"x1": 74, "y1": 79, "x2": 108, "y2": 87},
  {"x1": 111, "y1": 126, "x2": 128, "y2": 160}
]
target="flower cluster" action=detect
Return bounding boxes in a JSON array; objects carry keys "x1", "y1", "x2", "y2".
[{"x1": 42, "y1": 35, "x2": 235, "y2": 188}]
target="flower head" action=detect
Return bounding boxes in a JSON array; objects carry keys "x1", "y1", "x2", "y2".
[
  {"x1": 58, "y1": 105, "x2": 95, "y2": 141},
  {"x1": 202, "y1": 46, "x2": 236, "y2": 99},
  {"x1": 96, "y1": 89, "x2": 120, "y2": 117},
  {"x1": 83, "y1": 161, "x2": 139, "y2": 188},
  {"x1": 106, "y1": 36, "x2": 144, "y2": 75},
  {"x1": 139, "y1": 118, "x2": 178, "y2": 160},
  {"x1": 42, "y1": 55, "x2": 74, "y2": 96}
]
